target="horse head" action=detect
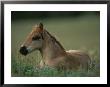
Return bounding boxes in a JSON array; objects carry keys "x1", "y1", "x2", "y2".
[{"x1": 19, "y1": 23, "x2": 44, "y2": 55}]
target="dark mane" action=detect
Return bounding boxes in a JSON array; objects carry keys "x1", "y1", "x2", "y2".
[{"x1": 45, "y1": 30, "x2": 65, "y2": 51}]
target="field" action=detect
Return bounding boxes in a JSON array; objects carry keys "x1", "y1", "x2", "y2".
[{"x1": 11, "y1": 12, "x2": 100, "y2": 77}]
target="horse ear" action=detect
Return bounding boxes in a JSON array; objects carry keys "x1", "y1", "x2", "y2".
[{"x1": 39, "y1": 22, "x2": 43, "y2": 30}]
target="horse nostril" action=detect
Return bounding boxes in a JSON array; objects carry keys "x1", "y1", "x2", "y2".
[{"x1": 19, "y1": 46, "x2": 28, "y2": 55}]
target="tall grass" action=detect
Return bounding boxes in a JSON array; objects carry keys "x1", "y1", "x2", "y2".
[
  {"x1": 11, "y1": 13, "x2": 100, "y2": 77},
  {"x1": 11, "y1": 50, "x2": 100, "y2": 77}
]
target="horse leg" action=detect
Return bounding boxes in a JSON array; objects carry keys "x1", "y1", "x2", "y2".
[{"x1": 39, "y1": 60, "x2": 45, "y2": 68}]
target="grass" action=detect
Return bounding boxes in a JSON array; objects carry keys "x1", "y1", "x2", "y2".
[
  {"x1": 11, "y1": 12, "x2": 100, "y2": 77},
  {"x1": 11, "y1": 53, "x2": 100, "y2": 77}
]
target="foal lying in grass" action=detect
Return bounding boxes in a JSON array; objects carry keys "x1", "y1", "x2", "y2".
[{"x1": 20, "y1": 23, "x2": 91, "y2": 71}]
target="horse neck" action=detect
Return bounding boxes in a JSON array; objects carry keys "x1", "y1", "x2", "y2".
[{"x1": 40, "y1": 30, "x2": 66, "y2": 60}]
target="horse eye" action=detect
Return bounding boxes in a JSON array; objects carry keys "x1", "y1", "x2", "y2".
[{"x1": 32, "y1": 36, "x2": 41, "y2": 40}]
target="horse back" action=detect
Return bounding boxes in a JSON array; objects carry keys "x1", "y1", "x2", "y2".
[{"x1": 66, "y1": 50, "x2": 91, "y2": 70}]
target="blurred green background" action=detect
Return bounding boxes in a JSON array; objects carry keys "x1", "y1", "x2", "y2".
[{"x1": 11, "y1": 11, "x2": 100, "y2": 77}]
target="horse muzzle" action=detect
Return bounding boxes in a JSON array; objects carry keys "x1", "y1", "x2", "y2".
[{"x1": 19, "y1": 46, "x2": 28, "y2": 56}]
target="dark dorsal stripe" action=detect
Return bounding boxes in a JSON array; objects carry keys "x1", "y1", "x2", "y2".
[{"x1": 45, "y1": 30, "x2": 65, "y2": 51}]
